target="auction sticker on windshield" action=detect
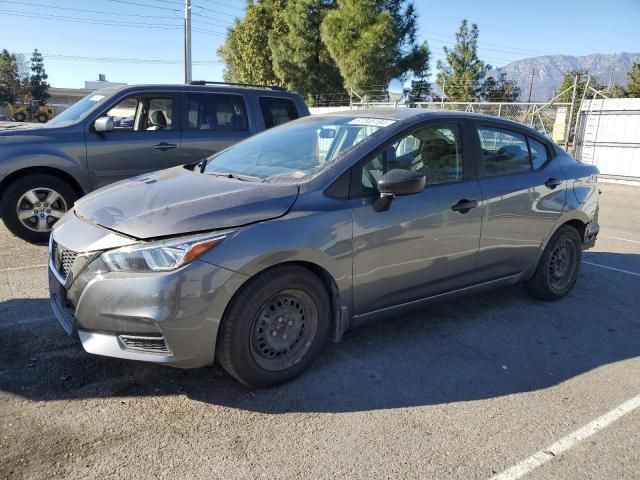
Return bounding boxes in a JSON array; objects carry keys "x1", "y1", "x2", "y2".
[{"x1": 347, "y1": 118, "x2": 397, "y2": 127}]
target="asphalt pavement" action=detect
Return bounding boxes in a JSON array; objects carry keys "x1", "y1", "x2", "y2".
[{"x1": 1, "y1": 182, "x2": 639, "y2": 479}]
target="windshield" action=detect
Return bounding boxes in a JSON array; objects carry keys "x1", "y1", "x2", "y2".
[
  {"x1": 46, "y1": 93, "x2": 108, "y2": 127},
  {"x1": 203, "y1": 116, "x2": 395, "y2": 182}
]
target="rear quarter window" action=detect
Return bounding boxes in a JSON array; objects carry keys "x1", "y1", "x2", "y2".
[
  {"x1": 259, "y1": 97, "x2": 299, "y2": 129},
  {"x1": 528, "y1": 137, "x2": 550, "y2": 169}
]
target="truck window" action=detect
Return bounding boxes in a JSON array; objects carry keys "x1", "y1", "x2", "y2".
[
  {"x1": 185, "y1": 94, "x2": 248, "y2": 131},
  {"x1": 259, "y1": 97, "x2": 299, "y2": 129}
]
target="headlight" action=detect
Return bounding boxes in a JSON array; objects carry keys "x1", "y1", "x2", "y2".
[{"x1": 101, "y1": 232, "x2": 229, "y2": 272}]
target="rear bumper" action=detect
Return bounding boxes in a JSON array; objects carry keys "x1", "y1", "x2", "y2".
[
  {"x1": 49, "y1": 259, "x2": 249, "y2": 368},
  {"x1": 583, "y1": 219, "x2": 599, "y2": 250}
]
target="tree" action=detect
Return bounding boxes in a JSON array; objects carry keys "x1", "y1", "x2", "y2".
[
  {"x1": 608, "y1": 84, "x2": 627, "y2": 98},
  {"x1": 436, "y1": 20, "x2": 489, "y2": 102},
  {"x1": 479, "y1": 72, "x2": 520, "y2": 102},
  {"x1": 556, "y1": 69, "x2": 605, "y2": 103},
  {"x1": 269, "y1": 0, "x2": 343, "y2": 104},
  {"x1": 406, "y1": 79, "x2": 431, "y2": 102},
  {"x1": 0, "y1": 49, "x2": 19, "y2": 104},
  {"x1": 627, "y1": 63, "x2": 640, "y2": 98},
  {"x1": 321, "y1": 0, "x2": 429, "y2": 93},
  {"x1": 217, "y1": 1, "x2": 284, "y2": 85},
  {"x1": 29, "y1": 49, "x2": 49, "y2": 104}
]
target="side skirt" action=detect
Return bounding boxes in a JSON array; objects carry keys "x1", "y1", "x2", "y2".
[{"x1": 350, "y1": 273, "x2": 523, "y2": 328}]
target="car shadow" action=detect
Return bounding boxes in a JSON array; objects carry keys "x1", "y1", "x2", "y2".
[{"x1": 1, "y1": 250, "x2": 639, "y2": 413}]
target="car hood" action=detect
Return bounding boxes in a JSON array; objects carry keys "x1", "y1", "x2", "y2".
[{"x1": 74, "y1": 166, "x2": 299, "y2": 239}]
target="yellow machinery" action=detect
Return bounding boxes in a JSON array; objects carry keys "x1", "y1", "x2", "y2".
[{"x1": 10, "y1": 99, "x2": 55, "y2": 123}]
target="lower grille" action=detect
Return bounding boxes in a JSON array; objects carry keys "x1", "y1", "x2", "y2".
[{"x1": 118, "y1": 335, "x2": 171, "y2": 354}]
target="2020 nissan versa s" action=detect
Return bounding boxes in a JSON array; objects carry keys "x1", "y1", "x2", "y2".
[{"x1": 48, "y1": 110, "x2": 599, "y2": 387}]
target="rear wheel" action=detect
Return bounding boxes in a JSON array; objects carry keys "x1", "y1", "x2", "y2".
[
  {"x1": 13, "y1": 112, "x2": 26, "y2": 122},
  {"x1": 1, "y1": 174, "x2": 76, "y2": 243},
  {"x1": 217, "y1": 265, "x2": 330, "y2": 388},
  {"x1": 36, "y1": 113, "x2": 48, "y2": 123},
  {"x1": 524, "y1": 225, "x2": 582, "y2": 300}
]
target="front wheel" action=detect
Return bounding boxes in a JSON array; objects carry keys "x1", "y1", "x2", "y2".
[
  {"x1": 217, "y1": 265, "x2": 330, "y2": 388},
  {"x1": 524, "y1": 225, "x2": 582, "y2": 300},
  {"x1": 1, "y1": 174, "x2": 76, "y2": 243}
]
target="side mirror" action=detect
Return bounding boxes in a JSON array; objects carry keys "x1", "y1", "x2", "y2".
[
  {"x1": 319, "y1": 128, "x2": 336, "y2": 139},
  {"x1": 374, "y1": 169, "x2": 426, "y2": 212},
  {"x1": 94, "y1": 116, "x2": 114, "y2": 133}
]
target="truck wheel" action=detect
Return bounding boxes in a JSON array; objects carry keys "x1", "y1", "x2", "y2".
[
  {"x1": 1, "y1": 174, "x2": 77, "y2": 243},
  {"x1": 13, "y1": 112, "x2": 26, "y2": 122},
  {"x1": 36, "y1": 113, "x2": 48, "y2": 123},
  {"x1": 217, "y1": 265, "x2": 330, "y2": 388},
  {"x1": 524, "y1": 225, "x2": 582, "y2": 301}
]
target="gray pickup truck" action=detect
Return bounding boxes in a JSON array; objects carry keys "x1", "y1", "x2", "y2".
[{"x1": 0, "y1": 82, "x2": 309, "y2": 242}]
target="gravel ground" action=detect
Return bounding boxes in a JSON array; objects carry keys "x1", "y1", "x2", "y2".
[{"x1": 1, "y1": 182, "x2": 639, "y2": 479}]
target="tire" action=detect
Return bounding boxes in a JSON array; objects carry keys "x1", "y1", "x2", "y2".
[
  {"x1": 1, "y1": 174, "x2": 77, "y2": 243},
  {"x1": 524, "y1": 225, "x2": 582, "y2": 301},
  {"x1": 217, "y1": 265, "x2": 330, "y2": 388},
  {"x1": 13, "y1": 112, "x2": 26, "y2": 122},
  {"x1": 36, "y1": 113, "x2": 48, "y2": 123}
]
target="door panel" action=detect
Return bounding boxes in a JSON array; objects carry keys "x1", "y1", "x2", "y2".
[
  {"x1": 180, "y1": 93, "x2": 253, "y2": 164},
  {"x1": 352, "y1": 181, "x2": 483, "y2": 314},
  {"x1": 350, "y1": 121, "x2": 482, "y2": 315},
  {"x1": 474, "y1": 126, "x2": 566, "y2": 281},
  {"x1": 86, "y1": 93, "x2": 181, "y2": 188}
]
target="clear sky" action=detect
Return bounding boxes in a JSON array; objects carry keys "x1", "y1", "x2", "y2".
[{"x1": 0, "y1": 0, "x2": 638, "y2": 88}]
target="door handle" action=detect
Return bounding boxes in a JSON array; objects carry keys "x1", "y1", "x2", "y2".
[
  {"x1": 544, "y1": 177, "x2": 562, "y2": 189},
  {"x1": 153, "y1": 142, "x2": 177, "y2": 151},
  {"x1": 451, "y1": 199, "x2": 478, "y2": 214}
]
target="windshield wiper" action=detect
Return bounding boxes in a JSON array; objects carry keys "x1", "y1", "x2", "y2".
[{"x1": 205, "y1": 171, "x2": 262, "y2": 182}]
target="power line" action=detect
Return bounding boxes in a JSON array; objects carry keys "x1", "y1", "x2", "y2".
[
  {"x1": 104, "y1": 0, "x2": 181, "y2": 12},
  {"x1": 192, "y1": 4, "x2": 240, "y2": 19},
  {"x1": 0, "y1": 9, "x2": 223, "y2": 37},
  {"x1": 199, "y1": 0, "x2": 244, "y2": 12},
  {"x1": 3, "y1": 0, "x2": 180, "y2": 19},
  {"x1": 1, "y1": 9, "x2": 180, "y2": 28},
  {"x1": 23, "y1": 53, "x2": 221, "y2": 65}
]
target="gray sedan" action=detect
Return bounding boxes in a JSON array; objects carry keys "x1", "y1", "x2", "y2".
[{"x1": 48, "y1": 109, "x2": 599, "y2": 387}]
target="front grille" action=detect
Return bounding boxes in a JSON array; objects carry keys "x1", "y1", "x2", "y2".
[
  {"x1": 118, "y1": 335, "x2": 171, "y2": 354},
  {"x1": 51, "y1": 239, "x2": 83, "y2": 283},
  {"x1": 60, "y1": 248, "x2": 78, "y2": 277}
]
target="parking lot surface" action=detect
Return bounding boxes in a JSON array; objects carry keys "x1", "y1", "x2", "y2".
[{"x1": 1, "y1": 182, "x2": 639, "y2": 479}]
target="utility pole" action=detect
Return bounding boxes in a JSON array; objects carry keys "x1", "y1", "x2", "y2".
[
  {"x1": 184, "y1": 0, "x2": 192, "y2": 84},
  {"x1": 527, "y1": 69, "x2": 535, "y2": 102}
]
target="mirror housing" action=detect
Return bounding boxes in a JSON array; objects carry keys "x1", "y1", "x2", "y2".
[
  {"x1": 374, "y1": 169, "x2": 426, "y2": 212},
  {"x1": 94, "y1": 116, "x2": 114, "y2": 133}
]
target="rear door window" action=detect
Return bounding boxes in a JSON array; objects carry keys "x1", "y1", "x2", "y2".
[
  {"x1": 185, "y1": 94, "x2": 248, "y2": 131},
  {"x1": 477, "y1": 126, "x2": 531, "y2": 176},
  {"x1": 259, "y1": 97, "x2": 299, "y2": 129}
]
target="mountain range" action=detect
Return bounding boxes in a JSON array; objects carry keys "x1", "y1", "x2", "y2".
[{"x1": 491, "y1": 52, "x2": 640, "y2": 101}]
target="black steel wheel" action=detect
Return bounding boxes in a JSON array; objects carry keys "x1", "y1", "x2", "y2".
[
  {"x1": 217, "y1": 265, "x2": 330, "y2": 388},
  {"x1": 249, "y1": 290, "x2": 318, "y2": 372},
  {"x1": 524, "y1": 225, "x2": 582, "y2": 300}
]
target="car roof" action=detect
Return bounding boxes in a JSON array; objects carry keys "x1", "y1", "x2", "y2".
[
  {"x1": 95, "y1": 84, "x2": 301, "y2": 97},
  {"x1": 321, "y1": 108, "x2": 536, "y2": 131}
]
